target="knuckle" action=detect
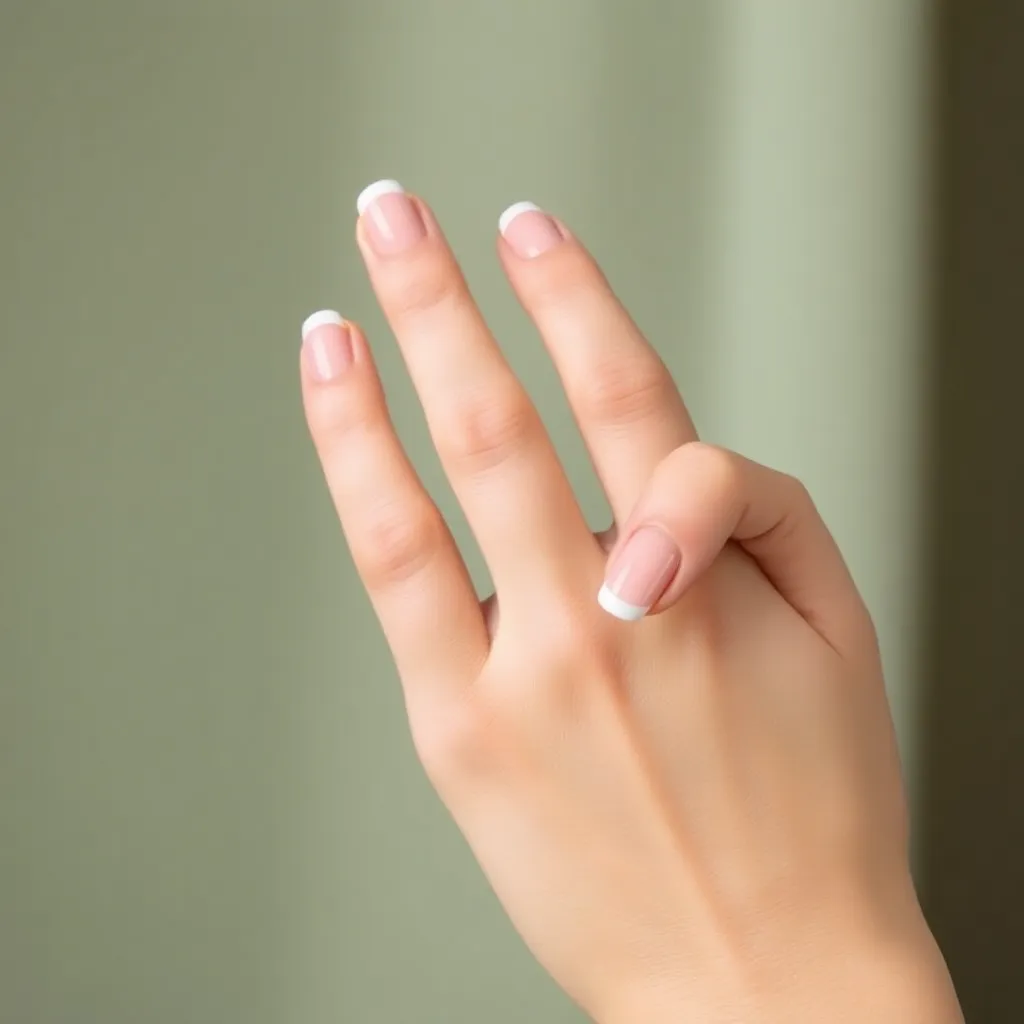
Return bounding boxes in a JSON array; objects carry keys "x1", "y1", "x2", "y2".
[
  {"x1": 387, "y1": 258, "x2": 464, "y2": 321},
  {"x1": 522, "y1": 247, "x2": 598, "y2": 307},
  {"x1": 516, "y1": 604, "x2": 616, "y2": 708},
  {"x1": 413, "y1": 699, "x2": 505, "y2": 789},
  {"x1": 310, "y1": 389, "x2": 381, "y2": 443},
  {"x1": 784, "y1": 473, "x2": 815, "y2": 511},
  {"x1": 578, "y1": 357, "x2": 675, "y2": 428},
  {"x1": 356, "y1": 500, "x2": 443, "y2": 587},
  {"x1": 774, "y1": 474, "x2": 817, "y2": 546},
  {"x1": 413, "y1": 609, "x2": 622, "y2": 792},
  {"x1": 676, "y1": 441, "x2": 743, "y2": 497},
  {"x1": 438, "y1": 388, "x2": 537, "y2": 473}
]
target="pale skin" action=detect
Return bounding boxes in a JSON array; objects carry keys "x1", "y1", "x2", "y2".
[{"x1": 299, "y1": 181, "x2": 964, "y2": 1022}]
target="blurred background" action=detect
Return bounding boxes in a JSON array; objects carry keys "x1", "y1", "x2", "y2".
[{"x1": 1, "y1": 2, "x2": 1021, "y2": 1021}]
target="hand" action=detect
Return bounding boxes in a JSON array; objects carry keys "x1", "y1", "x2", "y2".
[{"x1": 299, "y1": 182, "x2": 962, "y2": 1022}]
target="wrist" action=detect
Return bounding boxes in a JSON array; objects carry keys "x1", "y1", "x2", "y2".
[{"x1": 599, "y1": 922, "x2": 962, "y2": 1024}]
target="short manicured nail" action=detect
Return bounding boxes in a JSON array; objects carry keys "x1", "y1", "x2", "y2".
[
  {"x1": 356, "y1": 179, "x2": 426, "y2": 254},
  {"x1": 301, "y1": 310, "x2": 353, "y2": 381},
  {"x1": 598, "y1": 526, "x2": 681, "y2": 621},
  {"x1": 499, "y1": 201, "x2": 565, "y2": 258}
]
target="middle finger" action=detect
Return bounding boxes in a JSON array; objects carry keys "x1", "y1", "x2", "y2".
[{"x1": 355, "y1": 181, "x2": 595, "y2": 594}]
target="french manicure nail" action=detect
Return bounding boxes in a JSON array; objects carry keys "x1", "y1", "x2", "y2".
[
  {"x1": 498, "y1": 201, "x2": 566, "y2": 258},
  {"x1": 356, "y1": 179, "x2": 426, "y2": 255},
  {"x1": 598, "y1": 526, "x2": 681, "y2": 621},
  {"x1": 301, "y1": 310, "x2": 353, "y2": 381}
]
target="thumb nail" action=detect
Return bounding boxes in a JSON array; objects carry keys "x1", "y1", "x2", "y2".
[{"x1": 597, "y1": 526, "x2": 681, "y2": 621}]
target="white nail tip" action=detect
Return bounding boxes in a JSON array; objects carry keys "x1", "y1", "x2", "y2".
[
  {"x1": 301, "y1": 309, "x2": 344, "y2": 339},
  {"x1": 597, "y1": 585, "x2": 648, "y2": 622},
  {"x1": 356, "y1": 179, "x2": 405, "y2": 215},
  {"x1": 498, "y1": 201, "x2": 543, "y2": 236}
]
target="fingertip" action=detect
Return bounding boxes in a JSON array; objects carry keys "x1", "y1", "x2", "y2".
[
  {"x1": 301, "y1": 309, "x2": 345, "y2": 341},
  {"x1": 300, "y1": 310, "x2": 358, "y2": 384},
  {"x1": 356, "y1": 179, "x2": 406, "y2": 216},
  {"x1": 597, "y1": 584, "x2": 649, "y2": 622},
  {"x1": 498, "y1": 201, "x2": 543, "y2": 237}
]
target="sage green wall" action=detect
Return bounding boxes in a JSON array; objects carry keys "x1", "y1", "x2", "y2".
[{"x1": 1, "y1": 3, "x2": 930, "y2": 1022}]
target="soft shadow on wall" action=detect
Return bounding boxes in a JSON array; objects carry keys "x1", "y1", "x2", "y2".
[{"x1": 918, "y1": 5, "x2": 1024, "y2": 1021}]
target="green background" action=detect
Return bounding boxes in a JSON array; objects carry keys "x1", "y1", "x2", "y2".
[{"x1": 2, "y1": 2, "x2": 1021, "y2": 1021}]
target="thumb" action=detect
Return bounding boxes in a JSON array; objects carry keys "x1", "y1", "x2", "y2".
[{"x1": 597, "y1": 442, "x2": 871, "y2": 652}]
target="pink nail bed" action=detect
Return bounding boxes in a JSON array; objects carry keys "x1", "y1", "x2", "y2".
[
  {"x1": 301, "y1": 310, "x2": 352, "y2": 382},
  {"x1": 499, "y1": 202, "x2": 565, "y2": 258},
  {"x1": 356, "y1": 179, "x2": 426, "y2": 254},
  {"x1": 598, "y1": 526, "x2": 681, "y2": 621}
]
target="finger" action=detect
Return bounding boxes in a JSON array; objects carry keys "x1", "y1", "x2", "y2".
[
  {"x1": 300, "y1": 310, "x2": 488, "y2": 697},
  {"x1": 497, "y1": 201, "x2": 697, "y2": 524},
  {"x1": 597, "y1": 442, "x2": 871, "y2": 652},
  {"x1": 355, "y1": 181, "x2": 594, "y2": 594}
]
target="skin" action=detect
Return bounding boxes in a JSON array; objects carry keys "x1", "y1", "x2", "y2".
[{"x1": 299, "y1": 187, "x2": 963, "y2": 1022}]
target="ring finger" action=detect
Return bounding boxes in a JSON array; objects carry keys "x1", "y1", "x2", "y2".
[{"x1": 300, "y1": 312, "x2": 488, "y2": 699}]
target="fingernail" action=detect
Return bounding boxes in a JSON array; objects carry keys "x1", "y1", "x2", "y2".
[
  {"x1": 301, "y1": 310, "x2": 353, "y2": 381},
  {"x1": 356, "y1": 179, "x2": 426, "y2": 255},
  {"x1": 498, "y1": 202, "x2": 566, "y2": 258},
  {"x1": 598, "y1": 526, "x2": 681, "y2": 621}
]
